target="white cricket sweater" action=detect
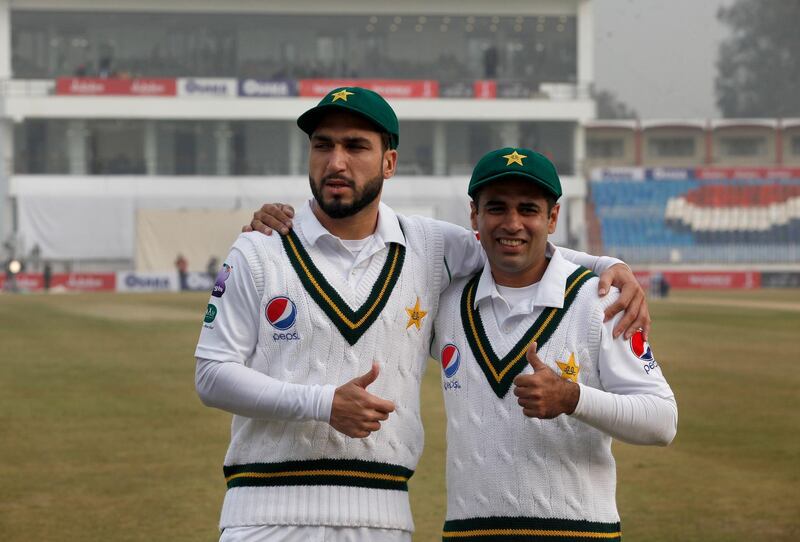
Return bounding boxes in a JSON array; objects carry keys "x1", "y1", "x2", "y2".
[
  {"x1": 196, "y1": 210, "x2": 445, "y2": 532},
  {"x1": 431, "y1": 250, "x2": 676, "y2": 540}
]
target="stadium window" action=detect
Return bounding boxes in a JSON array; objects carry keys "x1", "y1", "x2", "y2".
[
  {"x1": 87, "y1": 120, "x2": 146, "y2": 175},
  {"x1": 719, "y1": 136, "x2": 766, "y2": 157},
  {"x1": 648, "y1": 137, "x2": 696, "y2": 158},
  {"x1": 587, "y1": 138, "x2": 624, "y2": 159},
  {"x1": 229, "y1": 121, "x2": 291, "y2": 175},
  {"x1": 791, "y1": 135, "x2": 800, "y2": 156},
  {"x1": 13, "y1": 120, "x2": 70, "y2": 174}
]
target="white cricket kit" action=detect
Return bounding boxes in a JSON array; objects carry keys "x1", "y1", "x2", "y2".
[
  {"x1": 431, "y1": 244, "x2": 677, "y2": 541},
  {"x1": 194, "y1": 201, "x2": 624, "y2": 536}
]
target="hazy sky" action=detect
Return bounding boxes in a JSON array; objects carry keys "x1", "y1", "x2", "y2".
[{"x1": 594, "y1": 0, "x2": 734, "y2": 119}]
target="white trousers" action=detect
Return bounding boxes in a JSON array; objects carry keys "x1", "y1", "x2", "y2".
[{"x1": 220, "y1": 525, "x2": 412, "y2": 542}]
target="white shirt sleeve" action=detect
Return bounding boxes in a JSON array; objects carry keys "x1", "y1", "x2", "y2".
[
  {"x1": 194, "y1": 244, "x2": 260, "y2": 363},
  {"x1": 195, "y1": 357, "x2": 336, "y2": 422},
  {"x1": 193, "y1": 237, "x2": 336, "y2": 422},
  {"x1": 571, "y1": 309, "x2": 678, "y2": 446},
  {"x1": 556, "y1": 246, "x2": 625, "y2": 275},
  {"x1": 439, "y1": 221, "x2": 486, "y2": 291}
]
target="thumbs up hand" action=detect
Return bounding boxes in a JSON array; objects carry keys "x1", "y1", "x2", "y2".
[
  {"x1": 512, "y1": 343, "x2": 580, "y2": 419},
  {"x1": 330, "y1": 362, "x2": 396, "y2": 438}
]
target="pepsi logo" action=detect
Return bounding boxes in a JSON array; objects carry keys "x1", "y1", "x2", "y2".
[
  {"x1": 630, "y1": 330, "x2": 654, "y2": 362},
  {"x1": 265, "y1": 296, "x2": 297, "y2": 331},
  {"x1": 441, "y1": 343, "x2": 461, "y2": 379}
]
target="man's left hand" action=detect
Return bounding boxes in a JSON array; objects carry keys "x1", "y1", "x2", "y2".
[{"x1": 597, "y1": 263, "x2": 650, "y2": 339}]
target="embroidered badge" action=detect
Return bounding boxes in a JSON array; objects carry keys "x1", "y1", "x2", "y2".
[
  {"x1": 555, "y1": 352, "x2": 580, "y2": 383},
  {"x1": 405, "y1": 297, "x2": 428, "y2": 330},
  {"x1": 212, "y1": 263, "x2": 232, "y2": 297},
  {"x1": 204, "y1": 304, "x2": 217, "y2": 324},
  {"x1": 330, "y1": 89, "x2": 354, "y2": 102}
]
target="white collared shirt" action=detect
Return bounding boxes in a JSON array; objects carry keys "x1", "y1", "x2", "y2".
[
  {"x1": 473, "y1": 242, "x2": 570, "y2": 332},
  {"x1": 296, "y1": 200, "x2": 407, "y2": 288}
]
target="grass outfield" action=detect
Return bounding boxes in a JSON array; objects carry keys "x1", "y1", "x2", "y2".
[{"x1": 1, "y1": 289, "x2": 799, "y2": 541}]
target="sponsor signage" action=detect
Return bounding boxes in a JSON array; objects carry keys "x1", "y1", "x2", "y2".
[
  {"x1": 473, "y1": 80, "x2": 497, "y2": 99},
  {"x1": 55, "y1": 77, "x2": 177, "y2": 96},
  {"x1": 695, "y1": 167, "x2": 800, "y2": 180},
  {"x1": 0, "y1": 273, "x2": 43, "y2": 290},
  {"x1": 238, "y1": 79, "x2": 296, "y2": 97},
  {"x1": 53, "y1": 273, "x2": 116, "y2": 291},
  {"x1": 633, "y1": 270, "x2": 761, "y2": 289},
  {"x1": 439, "y1": 80, "x2": 474, "y2": 98},
  {"x1": 650, "y1": 167, "x2": 694, "y2": 180},
  {"x1": 596, "y1": 167, "x2": 800, "y2": 182},
  {"x1": 591, "y1": 167, "x2": 648, "y2": 182},
  {"x1": 496, "y1": 80, "x2": 539, "y2": 99},
  {"x1": 184, "y1": 272, "x2": 215, "y2": 292},
  {"x1": 116, "y1": 271, "x2": 179, "y2": 292},
  {"x1": 299, "y1": 79, "x2": 439, "y2": 98},
  {"x1": 0, "y1": 273, "x2": 115, "y2": 291},
  {"x1": 178, "y1": 78, "x2": 237, "y2": 98}
]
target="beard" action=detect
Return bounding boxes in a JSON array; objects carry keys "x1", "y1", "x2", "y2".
[{"x1": 309, "y1": 173, "x2": 384, "y2": 219}]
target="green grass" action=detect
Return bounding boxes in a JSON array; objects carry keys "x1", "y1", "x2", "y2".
[{"x1": 1, "y1": 290, "x2": 799, "y2": 541}]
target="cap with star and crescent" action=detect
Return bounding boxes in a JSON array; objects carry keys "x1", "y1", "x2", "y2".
[
  {"x1": 297, "y1": 87, "x2": 400, "y2": 149},
  {"x1": 467, "y1": 147, "x2": 562, "y2": 199}
]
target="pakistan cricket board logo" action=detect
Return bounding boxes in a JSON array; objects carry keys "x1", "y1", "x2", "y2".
[{"x1": 204, "y1": 304, "x2": 217, "y2": 323}]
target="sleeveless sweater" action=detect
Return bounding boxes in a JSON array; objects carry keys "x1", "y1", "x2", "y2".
[
  {"x1": 433, "y1": 262, "x2": 625, "y2": 541},
  {"x1": 219, "y1": 214, "x2": 444, "y2": 532}
]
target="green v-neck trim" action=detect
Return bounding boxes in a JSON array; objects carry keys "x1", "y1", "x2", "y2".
[
  {"x1": 281, "y1": 229, "x2": 406, "y2": 345},
  {"x1": 460, "y1": 266, "x2": 595, "y2": 398}
]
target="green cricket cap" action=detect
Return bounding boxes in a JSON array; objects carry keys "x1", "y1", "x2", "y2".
[
  {"x1": 468, "y1": 147, "x2": 562, "y2": 199},
  {"x1": 297, "y1": 87, "x2": 400, "y2": 149}
]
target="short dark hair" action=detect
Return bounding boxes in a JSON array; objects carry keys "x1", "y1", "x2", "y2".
[{"x1": 379, "y1": 132, "x2": 392, "y2": 153}]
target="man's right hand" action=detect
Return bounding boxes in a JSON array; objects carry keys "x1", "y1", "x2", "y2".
[
  {"x1": 242, "y1": 203, "x2": 295, "y2": 235},
  {"x1": 329, "y1": 363, "x2": 395, "y2": 438}
]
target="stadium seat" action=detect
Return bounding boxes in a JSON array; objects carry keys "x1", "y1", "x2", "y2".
[{"x1": 589, "y1": 178, "x2": 800, "y2": 263}]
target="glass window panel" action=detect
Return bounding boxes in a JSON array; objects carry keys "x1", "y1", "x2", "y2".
[
  {"x1": 790, "y1": 135, "x2": 800, "y2": 156},
  {"x1": 87, "y1": 120, "x2": 145, "y2": 174},
  {"x1": 445, "y1": 121, "x2": 505, "y2": 175},
  {"x1": 520, "y1": 122, "x2": 574, "y2": 174},
  {"x1": 230, "y1": 121, "x2": 291, "y2": 175},
  {"x1": 648, "y1": 137, "x2": 696, "y2": 158},
  {"x1": 13, "y1": 119, "x2": 70, "y2": 174},
  {"x1": 156, "y1": 121, "x2": 219, "y2": 175},
  {"x1": 396, "y1": 122, "x2": 434, "y2": 176},
  {"x1": 587, "y1": 138, "x2": 624, "y2": 159},
  {"x1": 719, "y1": 136, "x2": 765, "y2": 157}
]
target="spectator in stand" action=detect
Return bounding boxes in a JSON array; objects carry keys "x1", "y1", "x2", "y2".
[
  {"x1": 175, "y1": 254, "x2": 189, "y2": 291},
  {"x1": 43, "y1": 261, "x2": 52, "y2": 292},
  {"x1": 206, "y1": 256, "x2": 219, "y2": 281}
]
